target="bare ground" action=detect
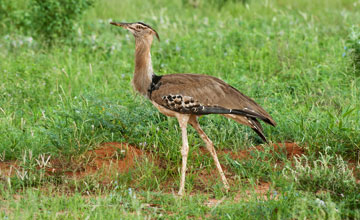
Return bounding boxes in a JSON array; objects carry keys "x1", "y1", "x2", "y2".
[{"x1": 0, "y1": 142, "x2": 304, "y2": 202}]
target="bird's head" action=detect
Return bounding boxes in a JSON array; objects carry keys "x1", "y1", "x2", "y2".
[{"x1": 110, "y1": 21, "x2": 160, "y2": 41}]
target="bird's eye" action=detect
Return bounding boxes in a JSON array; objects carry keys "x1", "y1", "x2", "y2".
[{"x1": 136, "y1": 25, "x2": 142, "y2": 29}]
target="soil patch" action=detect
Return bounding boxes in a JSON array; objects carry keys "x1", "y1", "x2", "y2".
[
  {"x1": 0, "y1": 142, "x2": 304, "y2": 185},
  {"x1": 0, "y1": 161, "x2": 16, "y2": 178},
  {"x1": 51, "y1": 142, "x2": 146, "y2": 179},
  {"x1": 0, "y1": 142, "x2": 303, "y2": 181},
  {"x1": 0, "y1": 143, "x2": 147, "y2": 181},
  {"x1": 239, "y1": 182, "x2": 279, "y2": 201}
]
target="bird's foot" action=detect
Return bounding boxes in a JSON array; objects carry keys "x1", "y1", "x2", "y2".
[
  {"x1": 178, "y1": 188, "x2": 184, "y2": 196},
  {"x1": 224, "y1": 184, "x2": 230, "y2": 193}
]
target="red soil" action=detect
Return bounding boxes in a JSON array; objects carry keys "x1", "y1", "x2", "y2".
[
  {"x1": 0, "y1": 142, "x2": 303, "y2": 181},
  {"x1": 238, "y1": 181, "x2": 278, "y2": 201},
  {"x1": 52, "y1": 142, "x2": 145, "y2": 179},
  {"x1": 0, "y1": 161, "x2": 16, "y2": 178},
  {"x1": 0, "y1": 142, "x2": 145, "y2": 180}
]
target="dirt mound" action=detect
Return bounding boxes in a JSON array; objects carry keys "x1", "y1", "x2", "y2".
[
  {"x1": 238, "y1": 182, "x2": 278, "y2": 201},
  {"x1": 0, "y1": 143, "x2": 146, "y2": 180},
  {"x1": 0, "y1": 161, "x2": 16, "y2": 178},
  {"x1": 57, "y1": 142, "x2": 145, "y2": 178},
  {"x1": 271, "y1": 142, "x2": 304, "y2": 158},
  {"x1": 88, "y1": 142, "x2": 143, "y2": 172}
]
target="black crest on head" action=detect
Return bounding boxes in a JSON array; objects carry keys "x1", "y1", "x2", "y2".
[{"x1": 136, "y1": 22, "x2": 160, "y2": 41}]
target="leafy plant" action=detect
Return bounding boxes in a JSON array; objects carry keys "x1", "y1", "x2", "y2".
[
  {"x1": 0, "y1": 0, "x2": 31, "y2": 33},
  {"x1": 0, "y1": 0, "x2": 11, "y2": 23},
  {"x1": 30, "y1": 0, "x2": 94, "y2": 44}
]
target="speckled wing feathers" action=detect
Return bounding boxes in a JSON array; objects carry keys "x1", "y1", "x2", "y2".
[{"x1": 150, "y1": 73, "x2": 276, "y2": 127}]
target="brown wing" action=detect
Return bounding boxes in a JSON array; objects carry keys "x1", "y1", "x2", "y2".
[{"x1": 150, "y1": 73, "x2": 276, "y2": 127}]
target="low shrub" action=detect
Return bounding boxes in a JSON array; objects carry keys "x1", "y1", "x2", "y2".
[
  {"x1": 30, "y1": 0, "x2": 94, "y2": 44},
  {"x1": 0, "y1": 0, "x2": 31, "y2": 34}
]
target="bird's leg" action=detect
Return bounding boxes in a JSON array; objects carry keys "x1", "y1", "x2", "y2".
[
  {"x1": 176, "y1": 114, "x2": 191, "y2": 196},
  {"x1": 189, "y1": 116, "x2": 230, "y2": 191}
]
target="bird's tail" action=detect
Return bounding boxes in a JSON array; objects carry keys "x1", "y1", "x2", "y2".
[
  {"x1": 198, "y1": 106, "x2": 274, "y2": 142},
  {"x1": 231, "y1": 109, "x2": 276, "y2": 127},
  {"x1": 200, "y1": 106, "x2": 276, "y2": 127},
  {"x1": 248, "y1": 117, "x2": 267, "y2": 143}
]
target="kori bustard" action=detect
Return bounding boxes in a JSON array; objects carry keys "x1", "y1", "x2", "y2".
[{"x1": 110, "y1": 21, "x2": 276, "y2": 196}]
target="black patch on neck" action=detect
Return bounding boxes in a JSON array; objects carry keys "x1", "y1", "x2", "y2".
[{"x1": 148, "y1": 74, "x2": 163, "y2": 99}]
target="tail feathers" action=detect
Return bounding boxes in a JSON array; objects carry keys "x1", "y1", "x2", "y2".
[
  {"x1": 200, "y1": 106, "x2": 276, "y2": 127},
  {"x1": 231, "y1": 109, "x2": 268, "y2": 123},
  {"x1": 232, "y1": 109, "x2": 276, "y2": 127},
  {"x1": 249, "y1": 118, "x2": 268, "y2": 143}
]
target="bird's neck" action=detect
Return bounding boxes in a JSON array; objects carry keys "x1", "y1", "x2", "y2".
[{"x1": 133, "y1": 38, "x2": 154, "y2": 97}]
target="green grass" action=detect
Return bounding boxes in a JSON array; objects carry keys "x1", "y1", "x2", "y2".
[{"x1": 1, "y1": 0, "x2": 360, "y2": 218}]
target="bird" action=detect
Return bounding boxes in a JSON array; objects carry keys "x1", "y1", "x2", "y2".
[{"x1": 110, "y1": 21, "x2": 276, "y2": 196}]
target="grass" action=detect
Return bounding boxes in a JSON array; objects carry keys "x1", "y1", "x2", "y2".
[{"x1": 1, "y1": 0, "x2": 360, "y2": 218}]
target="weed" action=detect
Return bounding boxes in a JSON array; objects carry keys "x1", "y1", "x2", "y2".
[
  {"x1": 225, "y1": 146, "x2": 285, "y2": 182},
  {"x1": 5, "y1": 151, "x2": 55, "y2": 191},
  {"x1": 133, "y1": 157, "x2": 165, "y2": 191},
  {"x1": 290, "y1": 193, "x2": 342, "y2": 219},
  {"x1": 283, "y1": 148, "x2": 359, "y2": 199}
]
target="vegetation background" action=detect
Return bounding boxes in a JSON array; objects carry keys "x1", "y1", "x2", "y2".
[{"x1": 0, "y1": 0, "x2": 359, "y2": 219}]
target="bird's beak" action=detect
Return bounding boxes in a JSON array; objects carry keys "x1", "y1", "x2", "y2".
[{"x1": 110, "y1": 22, "x2": 130, "y2": 29}]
